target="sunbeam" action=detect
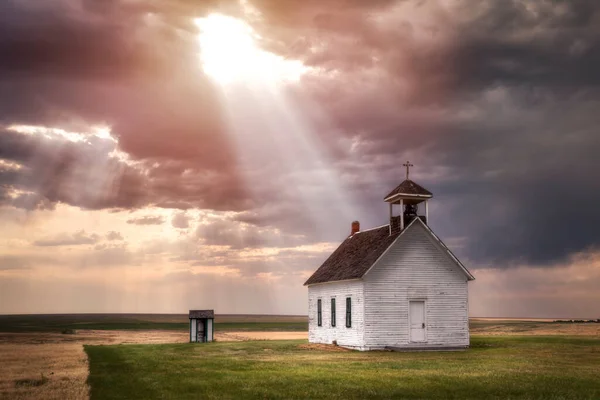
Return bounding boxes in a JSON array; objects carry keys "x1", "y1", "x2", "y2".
[{"x1": 195, "y1": 12, "x2": 362, "y2": 248}]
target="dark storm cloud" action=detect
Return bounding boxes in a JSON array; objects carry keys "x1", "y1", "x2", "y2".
[
  {"x1": 0, "y1": 4, "x2": 142, "y2": 80},
  {"x1": 1, "y1": 0, "x2": 600, "y2": 267},
  {"x1": 261, "y1": 0, "x2": 600, "y2": 266},
  {"x1": 0, "y1": 0, "x2": 223, "y2": 80}
]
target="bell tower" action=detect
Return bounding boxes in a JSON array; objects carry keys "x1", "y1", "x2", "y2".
[{"x1": 384, "y1": 161, "x2": 432, "y2": 235}]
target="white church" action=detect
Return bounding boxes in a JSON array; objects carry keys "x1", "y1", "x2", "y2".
[{"x1": 304, "y1": 163, "x2": 475, "y2": 351}]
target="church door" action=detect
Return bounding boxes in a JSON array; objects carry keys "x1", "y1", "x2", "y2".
[{"x1": 409, "y1": 301, "x2": 426, "y2": 342}]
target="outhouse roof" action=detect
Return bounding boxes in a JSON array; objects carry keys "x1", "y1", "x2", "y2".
[
  {"x1": 304, "y1": 218, "x2": 474, "y2": 286},
  {"x1": 189, "y1": 310, "x2": 214, "y2": 319}
]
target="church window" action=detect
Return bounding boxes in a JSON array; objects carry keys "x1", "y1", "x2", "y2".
[
  {"x1": 346, "y1": 297, "x2": 352, "y2": 328},
  {"x1": 331, "y1": 298, "x2": 336, "y2": 327},
  {"x1": 317, "y1": 299, "x2": 322, "y2": 327}
]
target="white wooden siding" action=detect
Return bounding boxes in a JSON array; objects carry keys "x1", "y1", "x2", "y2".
[
  {"x1": 207, "y1": 319, "x2": 213, "y2": 342},
  {"x1": 363, "y1": 222, "x2": 470, "y2": 349},
  {"x1": 307, "y1": 280, "x2": 365, "y2": 349},
  {"x1": 190, "y1": 319, "x2": 196, "y2": 342}
]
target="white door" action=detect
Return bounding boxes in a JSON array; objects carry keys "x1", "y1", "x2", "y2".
[{"x1": 409, "y1": 301, "x2": 426, "y2": 342}]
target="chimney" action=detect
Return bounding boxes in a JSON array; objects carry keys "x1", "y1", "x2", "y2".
[{"x1": 351, "y1": 220, "x2": 360, "y2": 235}]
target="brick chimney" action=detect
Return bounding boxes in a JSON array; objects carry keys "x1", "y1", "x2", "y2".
[{"x1": 351, "y1": 220, "x2": 360, "y2": 235}]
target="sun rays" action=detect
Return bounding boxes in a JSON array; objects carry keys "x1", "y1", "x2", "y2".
[{"x1": 194, "y1": 11, "x2": 361, "y2": 248}]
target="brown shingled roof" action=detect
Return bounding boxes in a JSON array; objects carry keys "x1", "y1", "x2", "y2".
[
  {"x1": 384, "y1": 179, "x2": 432, "y2": 201},
  {"x1": 189, "y1": 310, "x2": 214, "y2": 319},
  {"x1": 304, "y1": 226, "x2": 401, "y2": 285}
]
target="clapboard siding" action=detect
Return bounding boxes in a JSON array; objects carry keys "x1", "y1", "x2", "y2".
[
  {"x1": 190, "y1": 319, "x2": 196, "y2": 342},
  {"x1": 363, "y1": 222, "x2": 469, "y2": 349},
  {"x1": 307, "y1": 280, "x2": 365, "y2": 349}
]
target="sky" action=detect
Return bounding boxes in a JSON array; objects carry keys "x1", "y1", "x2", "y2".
[{"x1": 1, "y1": 0, "x2": 599, "y2": 318}]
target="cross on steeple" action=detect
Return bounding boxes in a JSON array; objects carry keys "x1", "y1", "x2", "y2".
[{"x1": 403, "y1": 161, "x2": 414, "y2": 180}]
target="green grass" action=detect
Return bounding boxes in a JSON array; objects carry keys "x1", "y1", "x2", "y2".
[
  {"x1": 0, "y1": 314, "x2": 307, "y2": 332},
  {"x1": 85, "y1": 336, "x2": 600, "y2": 400}
]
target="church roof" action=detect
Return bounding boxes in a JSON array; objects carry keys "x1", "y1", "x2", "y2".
[
  {"x1": 384, "y1": 179, "x2": 432, "y2": 201},
  {"x1": 304, "y1": 225, "x2": 401, "y2": 286},
  {"x1": 304, "y1": 218, "x2": 474, "y2": 286}
]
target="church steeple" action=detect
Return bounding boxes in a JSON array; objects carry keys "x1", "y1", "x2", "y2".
[{"x1": 384, "y1": 161, "x2": 432, "y2": 235}]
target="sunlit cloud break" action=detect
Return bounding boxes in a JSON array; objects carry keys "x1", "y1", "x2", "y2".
[
  {"x1": 195, "y1": 14, "x2": 308, "y2": 85},
  {"x1": 7, "y1": 124, "x2": 116, "y2": 144}
]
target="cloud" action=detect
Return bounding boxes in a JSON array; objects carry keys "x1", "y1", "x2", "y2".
[
  {"x1": 0, "y1": 0, "x2": 599, "y2": 274},
  {"x1": 469, "y1": 248, "x2": 600, "y2": 318},
  {"x1": 126, "y1": 215, "x2": 165, "y2": 225},
  {"x1": 106, "y1": 231, "x2": 124, "y2": 241},
  {"x1": 0, "y1": 126, "x2": 149, "y2": 211},
  {"x1": 0, "y1": 0, "x2": 211, "y2": 81},
  {"x1": 0, "y1": 0, "x2": 250, "y2": 213},
  {"x1": 79, "y1": 244, "x2": 137, "y2": 268},
  {"x1": 0, "y1": 255, "x2": 31, "y2": 270},
  {"x1": 195, "y1": 214, "x2": 307, "y2": 250},
  {"x1": 171, "y1": 212, "x2": 191, "y2": 229},
  {"x1": 33, "y1": 230, "x2": 100, "y2": 247}
]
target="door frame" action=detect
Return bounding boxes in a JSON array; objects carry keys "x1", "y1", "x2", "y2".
[
  {"x1": 408, "y1": 299, "x2": 427, "y2": 343},
  {"x1": 196, "y1": 319, "x2": 207, "y2": 342}
]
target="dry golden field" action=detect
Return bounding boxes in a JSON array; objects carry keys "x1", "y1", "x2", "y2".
[
  {"x1": 470, "y1": 318, "x2": 600, "y2": 336},
  {"x1": 0, "y1": 341, "x2": 88, "y2": 400},
  {"x1": 1, "y1": 317, "x2": 598, "y2": 400}
]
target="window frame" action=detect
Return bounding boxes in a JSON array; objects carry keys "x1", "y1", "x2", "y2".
[
  {"x1": 331, "y1": 298, "x2": 336, "y2": 327},
  {"x1": 317, "y1": 299, "x2": 322, "y2": 327},
  {"x1": 345, "y1": 297, "x2": 352, "y2": 328}
]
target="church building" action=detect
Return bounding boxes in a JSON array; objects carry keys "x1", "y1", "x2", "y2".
[{"x1": 304, "y1": 163, "x2": 474, "y2": 350}]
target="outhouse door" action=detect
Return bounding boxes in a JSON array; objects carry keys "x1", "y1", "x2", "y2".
[
  {"x1": 409, "y1": 301, "x2": 426, "y2": 342},
  {"x1": 196, "y1": 319, "x2": 206, "y2": 342}
]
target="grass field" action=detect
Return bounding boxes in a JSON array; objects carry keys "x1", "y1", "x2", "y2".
[
  {"x1": 2, "y1": 316, "x2": 599, "y2": 399},
  {"x1": 0, "y1": 314, "x2": 308, "y2": 333},
  {"x1": 85, "y1": 336, "x2": 600, "y2": 400}
]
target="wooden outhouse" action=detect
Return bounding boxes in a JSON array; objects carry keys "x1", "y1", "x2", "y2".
[
  {"x1": 189, "y1": 310, "x2": 214, "y2": 343},
  {"x1": 304, "y1": 163, "x2": 475, "y2": 351}
]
